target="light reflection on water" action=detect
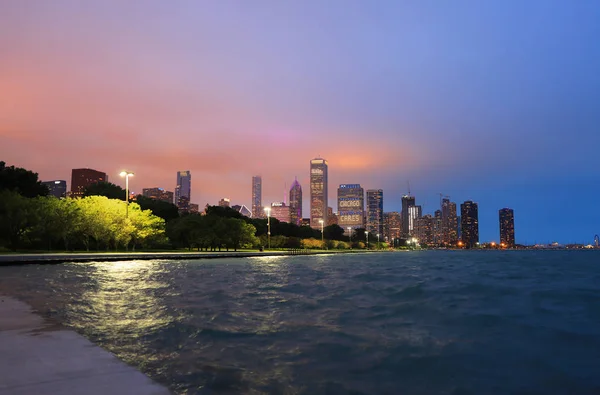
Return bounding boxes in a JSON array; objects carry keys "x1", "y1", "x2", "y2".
[{"x1": 1, "y1": 252, "x2": 600, "y2": 394}]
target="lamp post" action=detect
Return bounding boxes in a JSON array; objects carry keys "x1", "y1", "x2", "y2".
[
  {"x1": 365, "y1": 231, "x2": 369, "y2": 249},
  {"x1": 319, "y1": 219, "x2": 324, "y2": 249},
  {"x1": 376, "y1": 233, "x2": 380, "y2": 249},
  {"x1": 264, "y1": 207, "x2": 271, "y2": 249},
  {"x1": 119, "y1": 171, "x2": 134, "y2": 217},
  {"x1": 347, "y1": 227, "x2": 352, "y2": 245}
]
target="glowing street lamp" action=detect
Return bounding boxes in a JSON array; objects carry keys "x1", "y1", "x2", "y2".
[
  {"x1": 347, "y1": 227, "x2": 352, "y2": 244},
  {"x1": 264, "y1": 207, "x2": 271, "y2": 249},
  {"x1": 365, "y1": 231, "x2": 369, "y2": 249},
  {"x1": 119, "y1": 171, "x2": 134, "y2": 217},
  {"x1": 376, "y1": 233, "x2": 380, "y2": 248},
  {"x1": 319, "y1": 219, "x2": 324, "y2": 248}
]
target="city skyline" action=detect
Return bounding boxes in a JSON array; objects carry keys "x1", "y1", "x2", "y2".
[{"x1": 2, "y1": 1, "x2": 599, "y2": 244}]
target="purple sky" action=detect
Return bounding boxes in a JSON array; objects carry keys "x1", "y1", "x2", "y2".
[{"x1": 2, "y1": 0, "x2": 600, "y2": 244}]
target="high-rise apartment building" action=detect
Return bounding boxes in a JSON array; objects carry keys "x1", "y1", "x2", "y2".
[
  {"x1": 271, "y1": 202, "x2": 290, "y2": 223},
  {"x1": 441, "y1": 198, "x2": 458, "y2": 246},
  {"x1": 42, "y1": 180, "x2": 67, "y2": 198},
  {"x1": 71, "y1": 168, "x2": 107, "y2": 197},
  {"x1": 219, "y1": 198, "x2": 231, "y2": 207},
  {"x1": 461, "y1": 201, "x2": 479, "y2": 248},
  {"x1": 327, "y1": 207, "x2": 338, "y2": 226},
  {"x1": 337, "y1": 184, "x2": 364, "y2": 232},
  {"x1": 415, "y1": 214, "x2": 434, "y2": 245},
  {"x1": 499, "y1": 208, "x2": 515, "y2": 247},
  {"x1": 310, "y1": 158, "x2": 328, "y2": 228},
  {"x1": 142, "y1": 187, "x2": 174, "y2": 203},
  {"x1": 433, "y1": 210, "x2": 443, "y2": 245},
  {"x1": 252, "y1": 176, "x2": 263, "y2": 218},
  {"x1": 384, "y1": 211, "x2": 401, "y2": 243},
  {"x1": 408, "y1": 205, "x2": 422, "y2": 236},
  {"x1": 289, "y1": 178, "x2": 302, "y2": 226},
  {"x1": 401, "y1": 195, "x2": 416, "y2": 238},
  {"x1": 175, "y1": 171, "x2": 191, "y2": 210},
  {"x1": 366, "y1": 189, "x2": 384, "y2": 236}
]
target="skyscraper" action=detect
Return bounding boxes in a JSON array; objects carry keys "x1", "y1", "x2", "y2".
[
  {"x1": 384, "y1": 211, "x2": 401, "y2": 243},
  {"x1": 252, "y1": 176, "x2": 263, "y2": 218},
  {"x1": 42, "y1": 180, "x2": 67, "y2": 198},
  {"x1": 310, "y1": 158, "x2": 328, "y2": 228},
  {"x1": 401, "y1": 195, "x2": 416, "y2": 238},
  {"x1": 499, "y1": 208, "x2": 515, "y2": 247},
  {"x1": 461, "y1": 201, "x2": 479, "y2": 248},
  {"x1": 408, "y1": 205, "x2": 422, "y2": 236},
  {"x1": 366, "y1": 189, "x2": 384, "y2": 236},
  {"x1": 175, "y1": 170, "x2": 191, "y2": 210},
  {"x1": 415, "y1": 214, "x2": 434, "y2": 245},
  {"x1": 337, "y1": 184, "x2": 364, "y2": 232},
  {"x1": 289, "y1": 178, "x2": 302, "y2": 226},
  {"x1": 218, "y1": 198, "x2": 230, "y2": 207},
  {"x1": 433, "y1": 210, "x2": 443, "y2": 245},
  {"x1": 71, "y1": 168, "x2": 107, "y2": 197},
  {"x1": 271, "y1": 202, "x2": 290, "y2": 223},
  {"x1": 441, "y1": 198, "x2": 458, "y2": 246}
]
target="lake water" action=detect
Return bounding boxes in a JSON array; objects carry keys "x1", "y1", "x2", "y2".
[{"x1": 1, "y1": 251, "x2": 599, "y2": 394}]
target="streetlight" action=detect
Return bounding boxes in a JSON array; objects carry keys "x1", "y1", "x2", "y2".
[
  {"x1": 264, "y1": 207, "x2": 271, "y2": 249},
  {"x1": 376, "y1": 233, "x2": 380, "y2": 249},
  {"x1": 119, "y1": 171, "x2": 134, "y2": 217},
  {"x1": 319, "y1": 219, "x2": 324, "y2": 249},
  {"x1": 347, "y1": 227, "x2": 352, "y2": 244},
  {"x1": 365, "y1": 231, "x2": 369, "y2": 249}
]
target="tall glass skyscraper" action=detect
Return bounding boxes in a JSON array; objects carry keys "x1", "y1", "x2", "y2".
[
  {"x1": 337, "y1": 184, "x2": 364, "y2": 231},
  {"x1": 401, "y1": 195, "x2": 416, "y2": 238},
  {"x1": 289, "y1": 178, "x2": 302, "y2": 226},
  {"x1": 461, "y1": 201, "x2": 479, "y2": 248},
  {"x1": 366, "y1": 189, "x2": 383, "y2": 235},
  {"x1": 252, "y1": 175, "x2": 262, "y2": 218},
  {"x1": 310, "y1": 158, "x2": 328, "y2": 228},
  {"x1": 499, "y1": 208, "x2": 515, "y2": 247},
  {"x1": 175, "y1": 170, "x2": 191, "y2": 209}
]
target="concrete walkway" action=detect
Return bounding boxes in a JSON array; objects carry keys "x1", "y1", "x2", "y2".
[{"x1": 0, "y1": 297, "x2": 170, "y2": 395}]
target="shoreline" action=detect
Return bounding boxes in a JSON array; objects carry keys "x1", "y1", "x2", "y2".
[
  {"x1": 0, "y1": 249, "x2": 375, "y2": 266},
  {"x1": 0, "y1": 296, "x2": 171, "y2": 395}
]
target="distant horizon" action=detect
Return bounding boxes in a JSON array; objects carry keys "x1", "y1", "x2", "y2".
[{"x1": 2, "y1": 1, "x2": 599, "y2": 244}]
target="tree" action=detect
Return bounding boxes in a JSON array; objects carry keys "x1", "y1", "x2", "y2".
[
  {"x1": 0, "y1": 161, "x2": 48, "y2": 197},
  {"x1": 324, "y1": 224, "x2": 345, "y2": 241},
  {"x1": 0, "y1": 190, "x2": 37, "y2": 250},
  {"x1": 135, "y1": 195, "x2": 179, "y2": 222},
  {"x1": 83, "y1": 182, "x2": 126, "y2": 200}
]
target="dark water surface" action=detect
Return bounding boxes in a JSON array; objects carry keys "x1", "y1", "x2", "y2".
[{"x1": 1, "y1": 251, "x2": 600, "y2": 394}]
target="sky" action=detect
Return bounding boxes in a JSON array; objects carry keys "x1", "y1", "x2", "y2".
[{"x1": 1, "y1": 0, "x2": 599, "y2": 244}]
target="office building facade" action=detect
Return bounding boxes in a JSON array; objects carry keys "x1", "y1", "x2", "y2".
[
  {"x1": 271, "y1": 202, "x2": 290, "y2": 223},
  {"x1": 142, "y1": 187, "x2": 174, "y2": 203},
  {"x1": 337, "y1": 184, "x2": 364, "y2": 232},
  {"x1": 310, "y1": 158, "x2": 328, "y2": 228},
  {"x1": 366, "y1": 189, "x2": 383, "y2": 236},
  {"x1": 289, "y1": 178, "x2": 302, "y2": 225},
  {"x1": 42, "y1": 180, "x2": 67, "y2": 198},
  {"x1": 252, "y1": 176, "x2": 263, "y2": 218},
  {"x1": 175, "y1": 171, "x2": 191, "y2": 210},
  {"x1": 461, "y1": 201, "x2": 479, "y2": 248},
  {"x1": 71, "y1": 168, "x2": 107, "y2": 197},
  {"x1": 499, "y1": 208, "x2": 515, "y2": 247}
]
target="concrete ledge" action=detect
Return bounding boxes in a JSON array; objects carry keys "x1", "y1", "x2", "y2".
[
  {"x1": 0, "y1": 297, "x2": 171, "y2": 395},
  {"x1": 0, "y1": 250, "x2": 323, "y2": 265}
]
